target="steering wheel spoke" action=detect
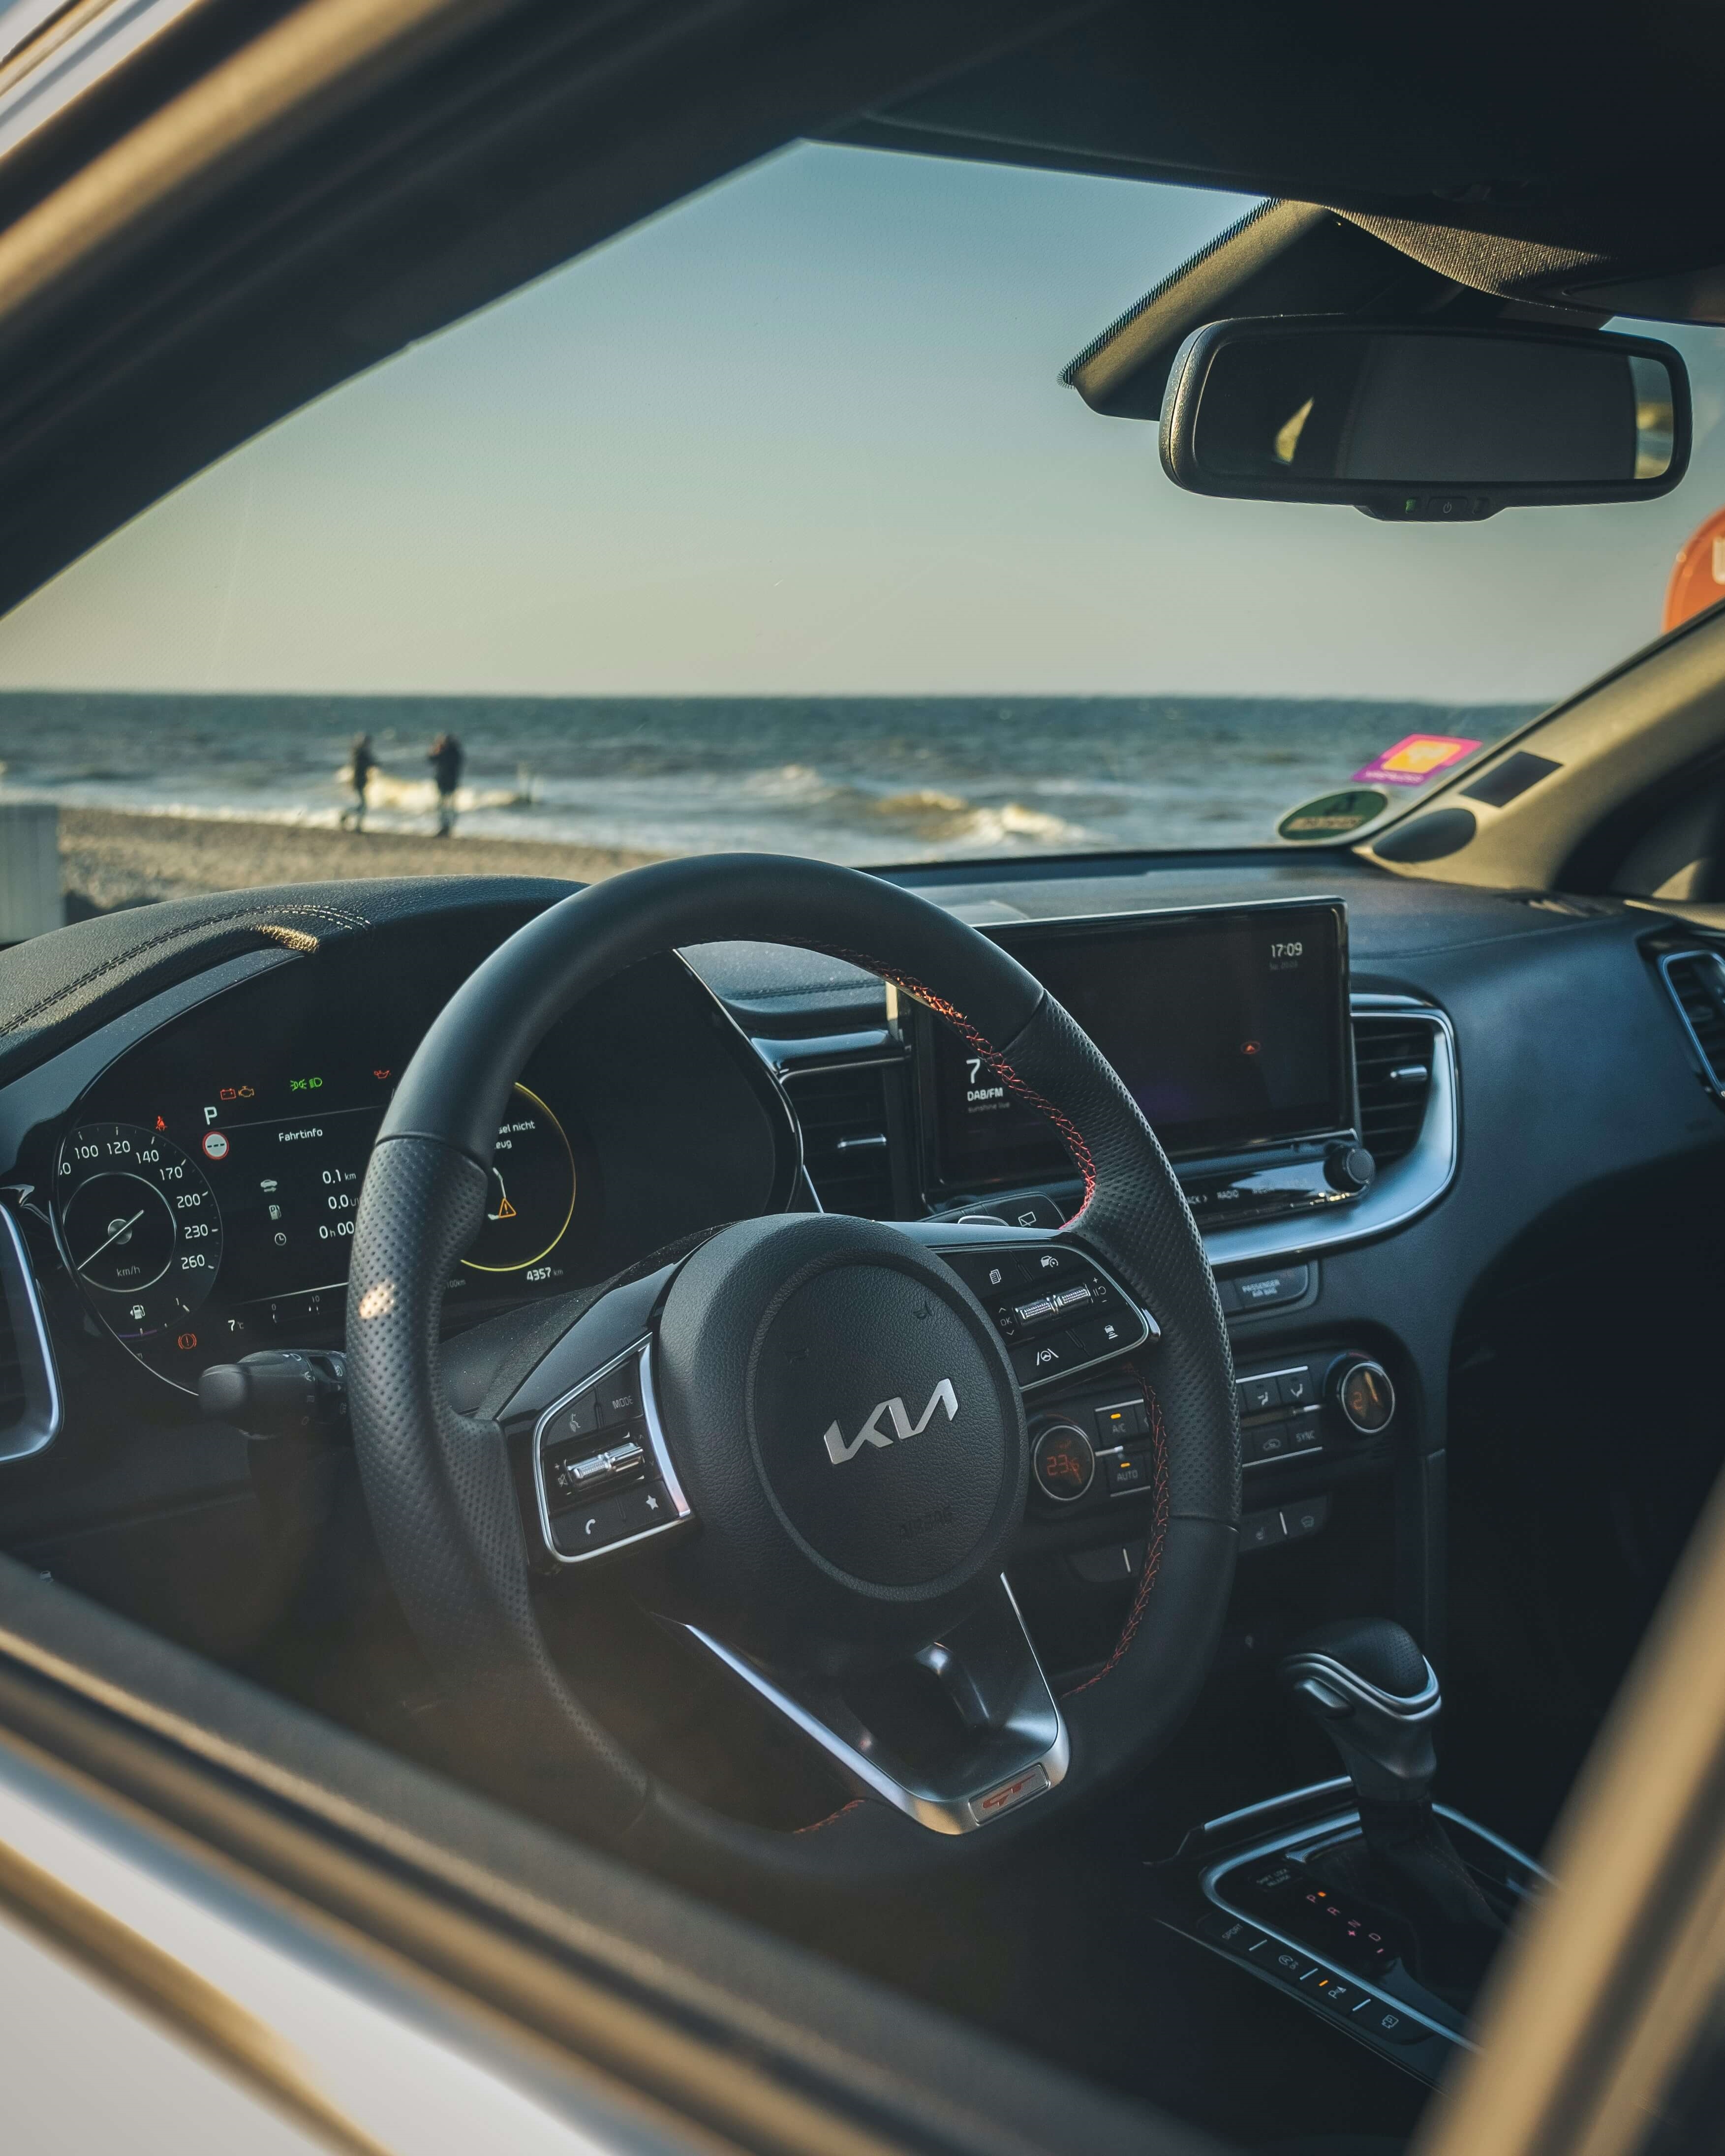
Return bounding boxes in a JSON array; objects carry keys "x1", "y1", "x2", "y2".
[
  {"x1": 680, "y1": 1573, "x2": 1068, "y2": 1835},
  {"x1": 528, "y1": 1336, "x2": 695, "y2": 1566}
]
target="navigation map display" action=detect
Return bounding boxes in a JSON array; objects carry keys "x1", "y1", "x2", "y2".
[{"x1": 922, "y1": 902, "x2": 1351, "y2": 1191}]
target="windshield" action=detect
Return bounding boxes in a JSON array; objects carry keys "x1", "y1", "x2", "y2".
[{"x1": 2, "y1": 144, "x2": 1723, "y2": 911}]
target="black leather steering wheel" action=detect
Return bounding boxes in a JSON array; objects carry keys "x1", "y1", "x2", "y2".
[{"x1": 345, "y1": 855, "x2": 1239, "y2": 1882}]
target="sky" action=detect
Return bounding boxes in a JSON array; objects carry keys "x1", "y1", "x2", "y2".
[{"x1": 1, "y1": 141, "x2": 1724, "y2": 706}]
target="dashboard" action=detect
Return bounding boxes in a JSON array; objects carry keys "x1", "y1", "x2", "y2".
[{"x1": 0, "y1": 858, "x2": 1722, "y2": 1860}]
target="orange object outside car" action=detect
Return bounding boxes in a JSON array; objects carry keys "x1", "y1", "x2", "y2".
[{"x1": 1663, "y1": 505, "x2": 1725, "y2": 630}]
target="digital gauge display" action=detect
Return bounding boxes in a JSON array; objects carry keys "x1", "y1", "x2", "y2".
[
  {"x1": 56, "y1": 1123, "x2": 224, "y2": 1342},
  {"x1": 55, "y1": 1072, "x2": 581, "y2": 1389}
]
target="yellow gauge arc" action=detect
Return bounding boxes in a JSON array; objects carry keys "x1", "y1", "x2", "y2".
[{"x1": 461, "y1": 1083, "x2": 577, "y2": 1274}]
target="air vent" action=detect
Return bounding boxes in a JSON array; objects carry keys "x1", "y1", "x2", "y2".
[
  {"x1": 1660, "y1": 950, "x2": 1725, "y2": 1093},
  {"x1": 782, "y1": 1061, "x2": 899, "y2": 1218},
  {"x1": 0, "y1": 1279, "x2": 24, "y2": 1431},
  {"x1": 1352, "y1": 1011, "x2": 1441, "y2": 1169}
]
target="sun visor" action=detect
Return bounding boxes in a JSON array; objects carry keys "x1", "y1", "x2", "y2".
[{"x1": 1062, "y1": 201, "x2": 1605, "y2": 420}]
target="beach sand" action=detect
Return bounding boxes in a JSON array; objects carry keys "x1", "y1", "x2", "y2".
[{"x1": 59, "y1": 806, "x2": 666, "y2": 915}]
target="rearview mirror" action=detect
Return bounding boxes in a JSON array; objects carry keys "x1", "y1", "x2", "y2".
[{"x1": 1159, "y1": 319, "x2": 1690, "y2": 517}]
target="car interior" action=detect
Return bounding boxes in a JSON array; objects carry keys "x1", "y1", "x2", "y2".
[{"x1": 6, "y1": 5, "x2": 1725, "y2": 2153}]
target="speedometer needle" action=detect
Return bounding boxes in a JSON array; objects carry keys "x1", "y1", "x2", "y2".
[{"x1": 77, "y1": 1208, "x2": 147, "y2": 1272}]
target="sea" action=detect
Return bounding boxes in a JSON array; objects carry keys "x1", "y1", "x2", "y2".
[{"x1": 0, "y1": 693, "x2": 1541, "y2": 862}]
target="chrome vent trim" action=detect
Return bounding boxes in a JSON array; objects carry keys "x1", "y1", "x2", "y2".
[
  {"x1": 1353, "y1": 1008, "x2": 1442, "y2": 1168},
  {"x1": 0, "y1": 1207, "x2": 61, "y2": 1461},
  {"x1": 1203, "y1": 995, "x2": 1459, "y2": 1272},
  {"x1": 779, "y1": 1057, "x2": 901, "y2": 1219},
  {"x1": 1658, "y1": 950, "x2": 1725, "y2": 1098}
]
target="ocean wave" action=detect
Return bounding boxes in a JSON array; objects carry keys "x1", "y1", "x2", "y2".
[
  {"x1": 867, "y1": 790, "x2": 1086, "y2": 848},
  {"x1": 339, "y1": 768, "x2": 529, "y2": 814}
]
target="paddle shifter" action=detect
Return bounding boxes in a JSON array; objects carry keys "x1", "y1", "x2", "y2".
[{"x1": 1280, "y1": 1619, "x2": 1507, "y2": 2005}]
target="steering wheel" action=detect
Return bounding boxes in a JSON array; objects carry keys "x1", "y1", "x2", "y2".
[{"x1": 346, "y1": 856, "x2": 1239, "y2": 1882}]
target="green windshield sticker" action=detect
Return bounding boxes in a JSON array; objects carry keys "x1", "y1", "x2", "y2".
[{"x1": 1277, "y1": 789, "x2": 1390, "y2": 843}]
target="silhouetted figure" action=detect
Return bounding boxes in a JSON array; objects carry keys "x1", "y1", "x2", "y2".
[
  {"x1": 429, "y1": 732, "x2": 464, "y2": 837},
  {"x1": 342, "y1": 733, "x2": 376, "y2": 830}
]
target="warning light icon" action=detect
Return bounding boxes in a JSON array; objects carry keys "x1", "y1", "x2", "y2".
[{"x1": 496, "y1": 1195, "x2": 517, "y2": 1220}]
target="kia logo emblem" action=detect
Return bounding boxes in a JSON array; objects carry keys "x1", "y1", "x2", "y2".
[{"x1": 821, "y1": 1379, "x2": 958, "y2": 1466}]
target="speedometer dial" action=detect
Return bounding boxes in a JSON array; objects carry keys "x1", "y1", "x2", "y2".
[{"x1": 57, "y1": 1122, "x2": 224, "y2": 1340}]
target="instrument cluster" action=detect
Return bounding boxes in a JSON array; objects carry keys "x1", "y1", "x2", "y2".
[
  {"x1": 53, "y1": 1074, "x2": 579, "y2": 1388},
  {"x1": 30, "y1": 911, "x2": 800, "y2": 1397}
]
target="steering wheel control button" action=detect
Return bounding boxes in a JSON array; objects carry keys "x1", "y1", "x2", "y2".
[
  {"x1": 932, "y1": 1242, "x2": 1152, "y2": 1392},
  {"x1": 562, "y1": 1392, "x2": 603, "y2": 1440},
  {"x1": 533, "y1": 1340, "x2": 694, "y2": 1567},
  {"x1": 1011, "y1": 1333, "x2": 1082, "y2": 1383},
  {"x1": 594, "y1": 1373, "x2": 639, "y2": 1426},
  {"x1": 1067, "y1": 1314, "x2": 1130, "y2": 1359},
  {"x1": 551, "y1": 1478, "x2": 674, "y2": 1557},
  {"x1": 1334, "y1": 1358, "x2": 1396, "y2": 1434},
  {"x1": 1032, "y1": 1422, "x2": 1096, "y2": 1502}
]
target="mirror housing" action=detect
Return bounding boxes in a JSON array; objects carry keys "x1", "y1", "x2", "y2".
[{"x1": 1159, "y1": 319, "x2": 1691, "y2": 517}]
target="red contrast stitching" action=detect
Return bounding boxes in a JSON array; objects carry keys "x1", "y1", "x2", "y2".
[
  {"x1": 789, "y1": 941, "x2": 1098, "y2": 1223},
  {"x1": 794, "y1": 1796, "x2": 865, "y2": 1836},
  {"x1": 1061, "y1": 1384, "x2": 1171, "y2": 1698}
]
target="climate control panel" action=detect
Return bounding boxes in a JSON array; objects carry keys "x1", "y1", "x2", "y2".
[{"x1": 1237, "y1": 1350, "x2": 1397, "y2": 1471}]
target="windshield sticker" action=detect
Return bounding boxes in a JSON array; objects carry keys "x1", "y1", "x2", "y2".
[
  {"x1": 1352, "y1": 733, "x2": 1481, "y2": 788},
  {"x1": 1276, "y1": 789, "x2": 1390, "y2": 842}
]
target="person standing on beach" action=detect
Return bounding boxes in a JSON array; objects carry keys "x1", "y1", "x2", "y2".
[
  {"x1": 342, "y1": 732, "x2": 376, "y2": 830},
  {"x1": 428, "y1": 732, "x2": 464, "y2": 836}
]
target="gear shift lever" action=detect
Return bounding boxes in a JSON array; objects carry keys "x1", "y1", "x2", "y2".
[
  {"x1": 1281, "y1": 1617, "x2": 1440, "y2": 1805},
  {"x1": 1280, "y1": 1618, "x2": 1506, "y2": 2006}
]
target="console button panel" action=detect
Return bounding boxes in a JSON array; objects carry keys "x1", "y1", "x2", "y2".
[{"x1": 1235, "y1": 1348, "x2": 1398, "y2": 1478}]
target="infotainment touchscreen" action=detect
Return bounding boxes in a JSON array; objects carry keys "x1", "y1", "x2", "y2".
[{"x1": 921, "y1": 901, "x2": 1351, "y2": 1191}]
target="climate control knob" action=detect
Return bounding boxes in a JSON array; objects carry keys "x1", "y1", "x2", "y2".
[
  {"x1": 1031, "y1": 1422, "x2": 1096, "y2": 1502},
  {"x1": 1331, "y1": 1358, "x2": 1396, "y2": 1436}
]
